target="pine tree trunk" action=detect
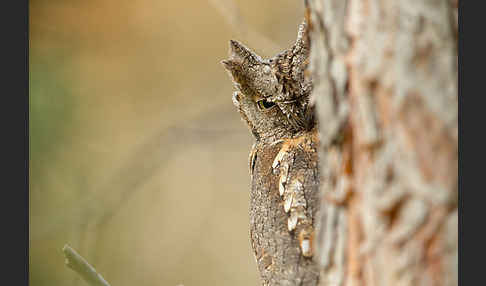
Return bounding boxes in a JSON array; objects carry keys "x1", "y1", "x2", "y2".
[{"x1": 307, "y1": 0, "x2": 458, "y2": 285}]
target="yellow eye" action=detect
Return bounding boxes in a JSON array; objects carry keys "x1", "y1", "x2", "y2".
[{"x1": 257, "y1": 99, "x2": 276, "y2": 110}]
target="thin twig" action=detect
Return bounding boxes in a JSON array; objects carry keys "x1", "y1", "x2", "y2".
[{"x1": 62, "y1": 244, "x2": 111, "y2": 286}]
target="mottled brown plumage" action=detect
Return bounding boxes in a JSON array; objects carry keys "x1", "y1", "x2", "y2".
[{"x1": 222, "y1": 21, "x2": 321, "y2": 286}]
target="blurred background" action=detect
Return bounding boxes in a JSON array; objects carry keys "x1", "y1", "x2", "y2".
[{"x1": 29, "y1": 0, "x2": 304, "y2": 285}]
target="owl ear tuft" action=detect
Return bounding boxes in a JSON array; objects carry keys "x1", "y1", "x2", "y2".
[
  {"x1": 221, "y1": 59, "x2": 250, "y2": 89},
  {"x1": 296, "y1": 21, "x2": 309, "y2": 46},
  {"x1": 221, "y1": 59, "x2": 242, "y2": 77},
  {"x1": 229, "y1": 40, "x2": 261, "y2": 65}
]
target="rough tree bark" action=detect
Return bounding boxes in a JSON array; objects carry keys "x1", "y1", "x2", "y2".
[{"x1": 307, "y1": 0, "x2": 458, "y2": 285}]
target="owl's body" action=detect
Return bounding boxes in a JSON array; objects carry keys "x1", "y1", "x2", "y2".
[
  {"x1": 249, "y1": 129, "x2": 320, "y2": 286},
  {"x1": 223, "y1": 21, "x2": 320, "y2": 286}
]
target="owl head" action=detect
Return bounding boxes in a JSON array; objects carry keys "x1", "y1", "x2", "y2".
[{"x1": 222, "y1": 22, "x2": 314, "y2": 143}]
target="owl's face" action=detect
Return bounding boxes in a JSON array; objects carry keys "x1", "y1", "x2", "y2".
[
  {"x1": 230, "y1": 88, "x2": 294, "y2": 142},
  {"x1": 222, "y1": 26, "x2": 313, "y2": 142}
]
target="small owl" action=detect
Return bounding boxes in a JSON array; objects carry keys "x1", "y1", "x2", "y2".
[{"x1": 222, "y1": 21, "x2": 320, "y2": 286}]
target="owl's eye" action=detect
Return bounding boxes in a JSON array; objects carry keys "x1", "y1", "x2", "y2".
[{"x1": 257, "y1": 99, "x2": 276, "y2": 111}]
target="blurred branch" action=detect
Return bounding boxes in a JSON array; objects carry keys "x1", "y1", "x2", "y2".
[
  {"x1": 208, "y1": 0, "x2": 283, "y2": 52},
  {"x1": 63, "y1": 244, "x2": 111, "y2": 286}
]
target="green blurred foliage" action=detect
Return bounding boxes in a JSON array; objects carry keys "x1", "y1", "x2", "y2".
[{"x1": 30, "y1": 53, "x2": 74, "y2": 184}]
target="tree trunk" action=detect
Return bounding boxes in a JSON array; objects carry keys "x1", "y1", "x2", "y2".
[{"x1": 307, "y1": 0, "x2": 458, "y2": 285}]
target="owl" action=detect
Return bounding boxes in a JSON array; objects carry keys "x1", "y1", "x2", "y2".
[{"x1": 222, "y1": 21, "x2": 321, "y2": 286}]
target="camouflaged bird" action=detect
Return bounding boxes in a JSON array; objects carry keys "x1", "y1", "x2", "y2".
[{"x1": 222, "y1": 21, "x2": 321, "y2": 286}]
